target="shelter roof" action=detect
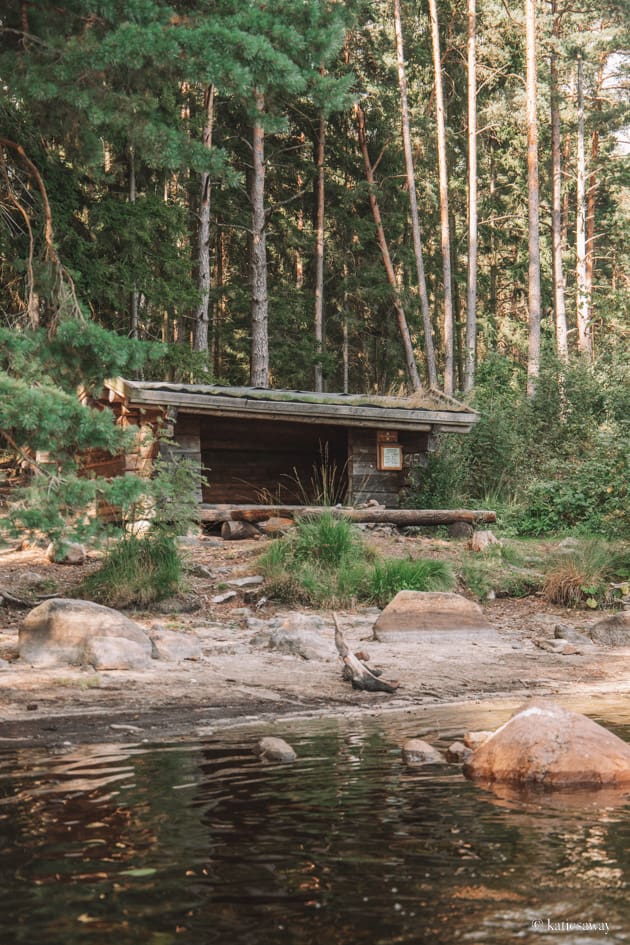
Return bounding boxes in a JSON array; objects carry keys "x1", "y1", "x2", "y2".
[{"x1": 106, "y1": 379, "x2": 478, "y2": 433}]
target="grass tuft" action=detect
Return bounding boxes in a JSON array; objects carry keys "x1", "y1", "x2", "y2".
[
  {"x1": 543, "y1": 540, "x2": 630, "y2": 609},
  {"x1": 77, "y1": 535, "x2": 182, "y2": 609}
]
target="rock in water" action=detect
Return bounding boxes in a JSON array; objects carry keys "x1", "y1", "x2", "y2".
[
  {"x1": 464, "y1": 699, "x2": 630, "y2": 788},
  {"x1": 402, "y1": 739, "x2": 445, "y2": 767},
  {"x1": 19, "y1": 598, "x2": 152, "y2": 668},
  {"x1": 256, "y1": 737, "x2": 297, "y2": 764},
  {"x1": 373, "y1": 591, "x2": 498, "y2": 643}
]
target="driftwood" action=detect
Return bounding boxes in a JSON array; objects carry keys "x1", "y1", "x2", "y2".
[
  {"x1": 201, "y1": 504, "x2": 496, "y2": 526},
  {"x1": 333, "y1": 613, "x2": 399, "y2": 694},
  {"x1": 0, "y1": 587, "x2": 34, "y2": 609}
]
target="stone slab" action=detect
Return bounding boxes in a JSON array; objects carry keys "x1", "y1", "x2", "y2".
[{"x1": 373, "y1": 591, "x2": 498, "y2": 643}]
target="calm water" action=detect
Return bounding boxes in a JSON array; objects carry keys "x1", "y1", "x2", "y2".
[{"x1": 1, "y1": 698, "x2": 630, "y2": 945}]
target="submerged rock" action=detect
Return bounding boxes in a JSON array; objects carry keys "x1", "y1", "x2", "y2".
[
  {"x1": 256, "y1": 736, "x2": 297, "y2": 764},
  {"x1": 402, "y1": 739, "x2": 445, "y2": 767},
  {"x1": 446, "y1": 741, "x2": 472, "y2": 764},
  {"x1": 464, "y1": 699, "x2": 630, "y2": 788},
  {"x1": 19, "y1": 598, "x2": 152, "y2": 669}
]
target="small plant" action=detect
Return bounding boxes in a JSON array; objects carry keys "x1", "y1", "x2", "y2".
[
  {"x1": 259, "y1": 513, "x2": 452, "y2": 608},
  {"x1": 364, "y1": 557, "x2": 454, "y2": 608},
  {"x1": 78, "y1": 533, "x2": 182, "y2": 608},
  {"x1": 543, "y1": 540, "x2": 630, "y2": 609}
]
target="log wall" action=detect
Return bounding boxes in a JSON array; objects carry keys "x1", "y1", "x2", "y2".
[
  {"x1": 348, "y1": 429, "x2": 429, "y2": 505},
  {"x1": 197, "y1": 415, "x2": 348, "y2": 504}
]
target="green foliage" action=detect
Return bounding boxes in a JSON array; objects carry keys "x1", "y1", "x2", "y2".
[
  {"x1": 78, "y1": 534, "x2": 182, "y2": 609},
  {"x1": 259, "y1": 513, "x2": 452, "y2": 607},
  {"x1": 363, "y1": 557, "x2": 454, "y2": 608},
  {"x1": 0, "y1": 318, "x2": 163, "y2": 547},
  {"x1": 406, "y1": 355, "x2": 630, "y2": 539},
  {"x1": 542, "y1": 540, "x2": 630, "y2": 610}
]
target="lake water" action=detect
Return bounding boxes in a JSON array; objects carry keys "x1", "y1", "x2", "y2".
[{"x1": 1, "y1": 697, "x2": 629, "y2": 945}]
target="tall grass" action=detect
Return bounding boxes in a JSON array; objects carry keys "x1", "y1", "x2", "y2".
[
  {"x1": 543, "y1": 540, "x2": 630, "y2": 608},
  {"x1": 259, "y1": 513, "x2": 454, "y2": 608},
  {"x1": 77, "y1": 534, "x2": 182, "y2": 608}
]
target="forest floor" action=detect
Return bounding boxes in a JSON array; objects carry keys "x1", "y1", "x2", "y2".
[{"x1": 0, "y1": 530, "x2": 628, "y2": 748}]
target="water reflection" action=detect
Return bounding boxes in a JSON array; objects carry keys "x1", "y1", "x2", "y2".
[{"x1": 0, "y1": 703, "x2": 628, "y2": 944}]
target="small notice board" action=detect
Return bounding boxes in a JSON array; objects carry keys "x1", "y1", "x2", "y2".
[{"x1": 376, "y1": 431, "x2": 403, "y2": 470}]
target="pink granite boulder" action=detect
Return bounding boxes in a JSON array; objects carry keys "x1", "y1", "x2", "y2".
[{"x1": 464, "y1": 699, "x2": 630, "y2": 789}]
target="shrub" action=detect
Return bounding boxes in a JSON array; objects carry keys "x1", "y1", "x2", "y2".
[
  {"x1": 363, "y1": 558, "x2": 454, "y2": 608},
  {"x1": 543, "y1": 540, "x2": 630, "y2": 609},
  {"x1": 259, "y1": 514, "x2": 452, "y2": 608},
  {"x1": 78, "y1": 534, "x2": 181, "y2": 608}
]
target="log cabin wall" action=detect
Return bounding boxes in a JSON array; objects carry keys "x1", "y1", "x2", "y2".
[
  {"x1": 348, "y1": 429, "x2": 429, "y2": 505},
  {"x1": 162, "y1": 413, "x2": 203, "y2": 503},
  {"x1": 197, "y1": 415, "x2": 348, "y2": 504}
]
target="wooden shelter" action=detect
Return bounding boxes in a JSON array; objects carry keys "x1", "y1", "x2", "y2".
[{"x1": 101, "y1": 379, "x2": 477, "y2": 511}]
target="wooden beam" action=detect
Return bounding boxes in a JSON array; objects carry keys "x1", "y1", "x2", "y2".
[{"x1": 199, "y1": 504, "x2": 496, "y2": 526}]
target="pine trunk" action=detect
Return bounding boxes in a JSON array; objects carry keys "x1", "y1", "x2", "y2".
[
  {"x1": 129, "y1": 146, "x2": 139, "y2": 340},
  {"x1": 314, "y1": 110, "x2": 325, "y2": 392},
  {"x1": 550, "y1": 8, "x2": 568, "y2": 361},
  {"x1": 464, "y1": 0, "x2": 477, "y2": 392},
  {"x1": 525, "y1": 0, "x2": 542, "y2": 397},
  {"x1": 193, "y1": 85, "x2": 215, "y2": 355},
  {"x1": 428, "y1": 0, "x2": 455, "y2": 396},
  {"x1": 575, "y1": 54, "x2": 591, "y2": 358},
  {"x1": 250, "y1": 89, "x2": 269, "y2": 388},
  {"x1": 393, "y1": 0, "x2": 438, "y2": 389},
  {"x1": 355, "y1": 104, "x2": 422, "y2": 393}
]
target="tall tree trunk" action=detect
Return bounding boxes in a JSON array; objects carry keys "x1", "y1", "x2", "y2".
[
  {"x1": 250, "y1": 89, "x2": 269, "y2": 388},
  {"x1": 550, "y1": 4, "x2": 568, "y2": 361},
  {"x1": 393, "y1": 0, "x2": 437, "y2": 389},
  {"x1": 314, "y1": 111, "x2": 326, "y2": 392},
  {"x1": 464, "y1": 0, "x2": 478, "y2": 392},
  {"x1": 129, "y1": 145, "x2": 139, "y2": 340},
  {"x1": 193, "y1": 85, "x2": 215, "y2": 355},
  {"x1": 575, "y1": 54, "x2": 592, "y2": 358},
  {"x1": 355, "y1": 104, "x2": 422, "y2": 392},
  {"x1": 525, "y1": 0, "x2": 542, "y2": 396},
  {"x1": 585, "y1": 126, "x2": 599, "y2": 334},
  {"x1": 585, "y1": 60, "x2": 604, "y2": 342},
  {"x1": 428, "y1": 0, "x2": 455, "y2": 395}
]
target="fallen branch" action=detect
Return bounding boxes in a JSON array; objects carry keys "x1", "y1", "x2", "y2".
[
  {"x1": 0, "y1": 587, "x2": 35, "y2": 609},
  {"x1": 333, "y1": 613, "x2": 399, "y2": 694}
]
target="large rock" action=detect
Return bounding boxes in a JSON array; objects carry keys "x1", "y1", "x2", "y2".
[
  {"x1": 464, "y1": 699, "x2": 630, "y2": 788},
  {"x1": 84, "y1": 637, "x2": 152, "y2": 671},
  {"x1": 251, "y1": 613, "x2": 333, "y2": 661},
  {"x1": 150, "y1": 628, "x2": 202, "y2": 662},
  {"x1": 589, "y1": 612, "x2": 630, "y2": 646},
  {"x1": 373, "y1": 591, "x2": 498, "y2": 643},
  {"x1": 19, "y1": 599, "x2": 152, "y2": 668}
]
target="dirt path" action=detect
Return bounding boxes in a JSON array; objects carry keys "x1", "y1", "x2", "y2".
[{"x1": 1, "y1": 534, "x2": 628, "y2": 748}]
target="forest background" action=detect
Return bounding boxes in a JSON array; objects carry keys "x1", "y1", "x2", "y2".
[{"x1": 0, "y1": 0, "x2": 628, "y2": 543}]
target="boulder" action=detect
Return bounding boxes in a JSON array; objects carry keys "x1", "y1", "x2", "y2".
[
  {"x1": 84, "y1": 637, "x2": 152, "y2": 671},
  {"x1": 256, "y1": 736, "x2": 297, "y2": 763},
  {"x1": 446, "y1": 741, "x2": 472, "y2": 764},
  {"x1": 251, "y1": 613, "x2": 333, "y2": 661},
  {"x1": 468, "y1": 530, "x2": 500, "y2": 553},
  {"x1": 464, "y1": 699, "x2": 630, "y2": 788},
  {"x1": 373, "y1": 591, "x2": 498, "y2": 643},
  {"x1": 402, "y1": 739, "x2": 445, "y2": 766},
  {"x1": 19, "y1": 598, "x2": 152, "y2": 668},
  {"x1": 150, "y1": 628, "x2": 202, "y2": 662},
  {"x1": 46, "y1": 542, "x2": 86, "y2": 565},
  {"x1": 464, "y1": 730, "x2": 494, "y2": 750},
  {"x1": 589, "y1": 612, "x2": 630, "y2": 647}
]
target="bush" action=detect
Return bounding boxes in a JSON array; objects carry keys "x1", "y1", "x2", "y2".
[
  {"x1": 78, "y1": 534, "x2": 181, "y2": 608},
  {"x1": 363, "y1": 558, "x2": 454, "y2": 608},
  {"x1": 404, "y1": 353, "x2": 630, "y2": 539},
  {"x1": 543, "y1": 540, "x2": 630, "y2": 609},
  {"x1": 259, "y1": 514, "x2": 453, "y2": 608}
]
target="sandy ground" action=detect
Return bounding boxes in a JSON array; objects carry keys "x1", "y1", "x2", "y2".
[{"x1": 0, "y1": 532, "x2": 629, "y2": 748}]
